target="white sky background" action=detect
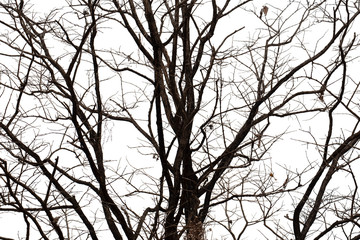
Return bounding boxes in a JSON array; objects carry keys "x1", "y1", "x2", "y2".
[{"x1": 1, "y1": 0, "x2": 360, "y2": 239}]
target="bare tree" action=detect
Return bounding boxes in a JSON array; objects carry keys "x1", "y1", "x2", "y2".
[{"x1": 0, "y1": 0, "x2": 360, "y2": 239}]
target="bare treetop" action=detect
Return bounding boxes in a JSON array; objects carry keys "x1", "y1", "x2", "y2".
[{"x1": 0, "y1": 0, "x2": 360, "y2": 239}]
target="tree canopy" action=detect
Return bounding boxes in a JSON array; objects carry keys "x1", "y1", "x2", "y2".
[{"x1": 0, "y1": 0, "x2": 360, "y2": 239}]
